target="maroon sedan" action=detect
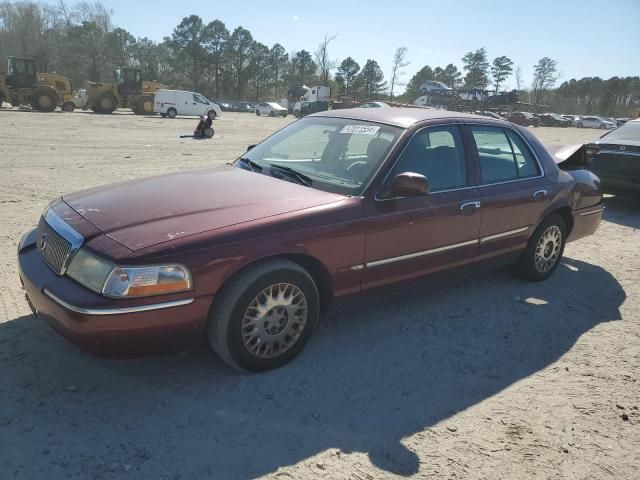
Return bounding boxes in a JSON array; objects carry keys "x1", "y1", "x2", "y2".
[{"x1": 18, "y1": 108, "x2": 603, "y2": 371}]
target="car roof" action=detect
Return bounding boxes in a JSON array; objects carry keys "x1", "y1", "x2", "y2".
[{"x1": 310, "y1": 107, "x2": 486, "y2": 128}]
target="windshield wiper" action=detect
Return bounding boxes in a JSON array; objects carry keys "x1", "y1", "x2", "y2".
[
  {"x1": 268, "y1": 163, "x2": 313, "y2": 187},
  {"x1": 235, "y1": 157, "x2": 263, "y2": 172}
]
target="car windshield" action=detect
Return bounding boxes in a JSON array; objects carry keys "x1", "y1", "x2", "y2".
[
  {"x1": 236, "y1": 117, "x2": 403, "y2": 196},
  {"x1": 601, "y1": 121, "x2": 640, "y2": 141}
]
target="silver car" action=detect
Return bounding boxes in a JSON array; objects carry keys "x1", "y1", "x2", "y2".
[{"x1": 576, "y1": 116, "x2": 616, "y2": 129}]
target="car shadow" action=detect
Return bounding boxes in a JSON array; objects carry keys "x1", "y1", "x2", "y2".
[
  {"x1": 603, "y1": 193, "x2": 640, "y2": 229},
  {"x1": 0, "y1": 258, "x2": 624, "y2": 479}
]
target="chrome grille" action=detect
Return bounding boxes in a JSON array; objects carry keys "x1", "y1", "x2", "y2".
[
  {"x1": 37, "y1": 217, "x2": 71, "y2": 274},
  {"x1": 36, "y1": 208, "x2": 84, "y2": 275}
]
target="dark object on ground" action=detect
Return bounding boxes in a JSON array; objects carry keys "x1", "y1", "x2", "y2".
[{"x1": 179, "y1": 115, "x2": 214, "y2": 139}]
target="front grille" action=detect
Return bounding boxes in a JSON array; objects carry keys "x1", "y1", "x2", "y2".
[{"x1": 36, "y1": 217, "x2": 72, "y2": 274}]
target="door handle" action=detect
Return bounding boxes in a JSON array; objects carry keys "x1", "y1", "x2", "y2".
[
  {"x1": 460, "y1": 200, "x2": 481, "y2": 215},
  {"x1": 533, "y1": 189, "x2": 548, "y2": 202}
]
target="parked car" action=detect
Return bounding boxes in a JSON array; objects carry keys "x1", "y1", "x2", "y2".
[
  {"x1": 507, "y1": 111, "x2": 540, "y2": 127},
  {"x1": 18, "y1": 108, "x2": 603, "y2": 371},
  {"x1": 213, "y1": 100, "x2": 233, "y2": 112},
  {"x1": 584, "y1": 119, "x2": 640, "y2": 193},
  {"x1": 237, "y1": 102, "x2": 255, "y2": 112},
  {"x1": 419, "y1": 80, "x2": 454, "y2": 95},
  {"x1": 476, "y1": 111, "x2": 506, "y2": 120},
  {"x1": 576, "y1": 116, "x2": 616, "y2": 129},
  {"x1": 255, "y1": 102, "x2": 288, "y2": 117},
  {"x1": 297, "y1": 100, "x2": 329, "y2": 117},
  {"x1": 359, "y1": 101, "x2": 389, "y2": 108},
  {"x1": 154, "y1": 90, "x2": 222, "y2": 119},
  {"x1": 539, "y1": 113, "x2": 571, "y2": 127},
  {"x1": 561, "y1": 115, "x2": 579, "y2": 126}
]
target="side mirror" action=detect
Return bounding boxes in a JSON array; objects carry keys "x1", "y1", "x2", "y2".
[
  {"x1": 247, "y1": 144, "x2": 256, "y2": 151},
  {"x1": 388, "y1": 172, "x2": 429, "y2": 198}
]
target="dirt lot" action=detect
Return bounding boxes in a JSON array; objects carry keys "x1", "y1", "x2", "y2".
[{"x1": 1, "y1": 111, "x2": 639, "y2": 480}]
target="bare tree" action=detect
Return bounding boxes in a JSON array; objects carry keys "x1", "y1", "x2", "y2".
[
  {"x1": 531, "y1": 57, "x2": 558, "y2": 104},
  {"x1": 514, "y1": 65, "x2": 523, "y2": 91},
  {"x1": 314, "y1": 34, "x2": 336, "y2": 84},
  {"x1": 389, "y1": 46, "x2": 409, "y2": 101}
]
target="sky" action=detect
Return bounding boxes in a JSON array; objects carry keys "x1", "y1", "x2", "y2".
[{"x1": 43, "y1": 0, "x2": 640, "y2": 93}]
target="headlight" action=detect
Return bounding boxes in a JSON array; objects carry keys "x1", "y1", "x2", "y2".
[
  {"x1": 67, "y1": 249, "x2": 114, "y2": 293},
  {"x1": 67, "y1": 249, "x2": 192, "y2": 298},
  {"x1": 102, "y1": 264, "x2": 192, "y2": 298}
]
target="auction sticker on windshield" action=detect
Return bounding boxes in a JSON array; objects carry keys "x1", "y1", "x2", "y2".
[{"x1": 340, "y1": 125, "x2": 381, "y2": 135}]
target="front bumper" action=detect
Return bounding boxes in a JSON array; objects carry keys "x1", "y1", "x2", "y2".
[{"x1": 18, "y1": 229, "x2": 212, "y2": 356}]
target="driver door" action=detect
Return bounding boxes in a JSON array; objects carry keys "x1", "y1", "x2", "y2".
[{"x1": 361, "y1": 124, "x2": 482, "y2": 289}]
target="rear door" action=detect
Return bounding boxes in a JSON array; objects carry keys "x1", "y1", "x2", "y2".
[
  {"x1": 361, "y1": 124, "x2": 482, "y2": 289},
  {"x1": 467, "y1": 124, "x2": 551, "y2": 261}
]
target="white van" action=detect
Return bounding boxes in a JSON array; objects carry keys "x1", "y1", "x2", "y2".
[{"x1": 154, "y1": 90, "x2": 222, "y2": 119}]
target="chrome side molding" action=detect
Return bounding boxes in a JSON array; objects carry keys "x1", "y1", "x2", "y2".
[{"x1": 44, "y1": 289, "x2": 194, "y2": 316}]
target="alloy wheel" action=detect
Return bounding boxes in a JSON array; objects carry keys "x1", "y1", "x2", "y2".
[
  {"x1": 241, "y1": 283, "x2": 308, "y2": 358},
  {"x1": 535, "y1": 225, "x2": 562, "y2": 273}
]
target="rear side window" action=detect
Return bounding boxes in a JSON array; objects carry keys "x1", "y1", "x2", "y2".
[{"x1": 471, "y1": 126, "x2": 539, "y2": 184}]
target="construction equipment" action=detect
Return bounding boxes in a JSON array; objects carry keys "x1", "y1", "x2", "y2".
[
  {"x1": 0, "y1": 56, "x2": 76, "y2": 112},
  {"x1": 84, "y1": 67, "x2": 167, "y2": 114}
]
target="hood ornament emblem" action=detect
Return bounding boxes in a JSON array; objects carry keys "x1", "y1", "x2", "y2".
[{"x1": 40, "y1": 232, "x2": 48, "y2": 252}]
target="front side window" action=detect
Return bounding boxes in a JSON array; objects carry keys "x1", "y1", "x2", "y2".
[
  {"x1": 471, "y1": 126, "x2": 539, "y2": 184},
  {"x1": 385, "y1": 125, "x2": 467, "y2": 193},
  {"x1": 238, "y1": 117, "x2": 403, "y2": 196},
  {"x1": 193, "y1": 93, "x2": 208, "y2": 104}
]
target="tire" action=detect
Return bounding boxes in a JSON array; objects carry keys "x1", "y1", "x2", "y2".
[
  {"x1": 61, "y1": 102, "x2": 75, "y2": 112},
  {"x1": 513, "y1": 214, "x2": 567, "y2": 282},
  {"x1": 31, "y1": 88, "x2": 57, "y2": 112},
  {"x1": 599, "y1": 123, "x2": 607, "y2": 130},
  {"x1": 576, "y1": 122, "x2": 583, "y2": 128},
  {"x1": 167, "y1": 108, "x2": 177, "y2": 119},
  {"x1": 255, "y1": 110, "x2": 260, "y2": 116},
  {"x1": 136, "y1": 95, "x2": 154, "y2": 115},
  {"x1": 207, "y1": 109, "x2": 217, "y2": 120},
  {"x1": 94, "y1": 92, "x2": 117, "y2": 114},
  {"x1": 207, "y1": 259, "x2": 320, "y2": 372},
  {"x1": 282, "y1": 112, "x2": 287, "y2": 118},
  {"x1": 203, "y1": 127, "x2": 214, "y2": 138}
]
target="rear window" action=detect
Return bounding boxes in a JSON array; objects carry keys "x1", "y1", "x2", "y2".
[{"x1": 601, "y1": 122, "x2": 640, "y2": 141}]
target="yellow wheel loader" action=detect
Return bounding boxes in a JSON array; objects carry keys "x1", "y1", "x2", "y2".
[
  {"x1": 84, "y1": 67, "x2": 167, "y2": 115},
  {"x1": 0, "y1": 57, "x2": 76, "y2": 112}
]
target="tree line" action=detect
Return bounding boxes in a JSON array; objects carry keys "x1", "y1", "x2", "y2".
[{"x1": 1, "y1": 1, "x2": 638, "y2": 115}]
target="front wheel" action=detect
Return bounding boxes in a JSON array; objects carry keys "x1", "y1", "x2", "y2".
[
  {"x1": 513, "y1": 214, "x2": 567, "y2": 281},
  {"x1": 599, "y1": 124, "x2": 607, "y2": 129},
  {"x1": 576, "y1": 122, "x2": 583, "y2": 128},
  {"x1": 207, "y1": 259, "x2": 320, "y2": 372}
]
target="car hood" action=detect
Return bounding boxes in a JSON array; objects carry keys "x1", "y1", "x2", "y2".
[{"x1": 63, "y1": 166, "x2": 345, "y2": 251}]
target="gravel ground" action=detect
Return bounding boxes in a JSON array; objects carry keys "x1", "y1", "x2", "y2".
[{"x1": 0, "y1": 110, "x2": 639, "y2": 480}]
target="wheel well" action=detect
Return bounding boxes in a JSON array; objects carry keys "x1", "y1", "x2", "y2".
[
  {"x1": 553, "y1": 206, "x2": 574, "y2": 234},
  {"x1": 282, "y1": 254, "x2": 334, "y2": 312},
  {"x1": 218, "y1": 254, "x2": 334, "y2": 313}
]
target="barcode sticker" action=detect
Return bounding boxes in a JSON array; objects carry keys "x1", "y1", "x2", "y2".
[{"x1": 339, "y1": 125, "x2": 381, "y2": 135}]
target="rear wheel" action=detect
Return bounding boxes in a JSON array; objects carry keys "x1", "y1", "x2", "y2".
[
  {"x1": 513, "y1": 214, "x2": 567, "y2": 281},
  {"x1": 576, "y1": 122, "x2": 583, "y2": 128},
  {"x1": 203, "y1": 127, "x2": 214, "y2": 138},
  {"x1": 599, "y1": 123, "x2": 607, "y2": 129},
  {"x1": 31, "y1": 88, "x2": 57, "y2": 112},
  {"x1": 94, "y1": 92, "x2": 117, "y2": 114},
  {"x1": 136, "y1": 95, "x2": 154, "y2": 115},
  {"x1": 61, "y1": 102, "x2": 75, "y2": 112},
  {"x1": 255, "y1": 110, "x2": 260, "y2": 116},
  {"x1": 167, "y1": 108, "x2": 177, "y2": 118},
  {"x1": 207, "y1": 259, "x2": 320, "y2": 372}
]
